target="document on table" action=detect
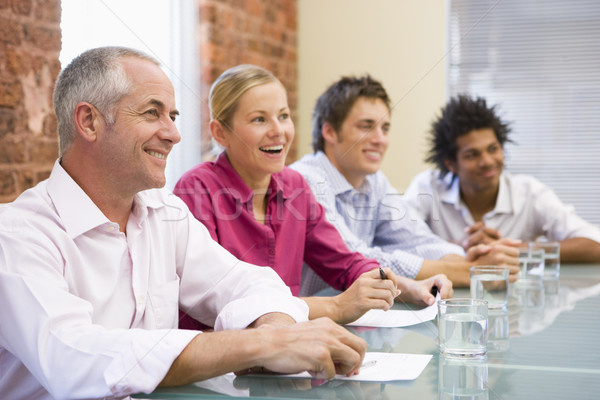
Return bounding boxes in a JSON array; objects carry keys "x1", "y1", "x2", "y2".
[
  {"x1": 281, "y1": 352, "x2": 432, "y2": 381},
  {"x1": 347, "y1": 296, "x2": 439, "y2": 328}
]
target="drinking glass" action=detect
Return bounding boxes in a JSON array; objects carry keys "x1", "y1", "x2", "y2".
[{"x1": 438, "y1": 298, "x2": 488, "y2": 359}]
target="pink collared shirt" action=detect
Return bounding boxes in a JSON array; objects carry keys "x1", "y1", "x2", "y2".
[
  {"x1": 175, "y1": 153, "x2": 378, "y2": 302},
  {"x1": 0, "y1": 160, "x2": 308, "y2": 400}
]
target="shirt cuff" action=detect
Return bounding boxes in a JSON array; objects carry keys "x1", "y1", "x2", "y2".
[
  {"x1": 215, "y1": 295, "x2": 309, "y2": 331},
  {"x1": 104, "y1": 329, "x2": 199, "y2": 397}
]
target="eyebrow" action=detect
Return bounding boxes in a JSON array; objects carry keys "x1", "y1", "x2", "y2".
[{"x1": 357, "y1": 118, "x2": 390, "y2": 125}]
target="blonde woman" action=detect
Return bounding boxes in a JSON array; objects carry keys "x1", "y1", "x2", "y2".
[{"x1": 175, "y1": 65, "x2": 452, "y2": 329}]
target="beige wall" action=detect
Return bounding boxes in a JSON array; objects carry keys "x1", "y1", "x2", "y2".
[{"x1": 297, "y1": 0, "x2": 447, "y2": 191}]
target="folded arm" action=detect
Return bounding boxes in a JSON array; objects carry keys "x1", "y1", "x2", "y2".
[{"x1": 161, "y1": 317, "x2": 367, "y2": 386}]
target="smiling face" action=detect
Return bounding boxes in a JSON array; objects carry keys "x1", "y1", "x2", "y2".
[
  {"x1": 445, "y1": 128, "x2": 504, "y2": 196},
  {"x1": 324, "y1": 97, "x2": 390, "y2": 188},
  {"x1": 96, "y1": 57, "x2": 181, "y2": 195},
  {"x1": 214, "y1": 81, "x2": 294, "y2": 190}
]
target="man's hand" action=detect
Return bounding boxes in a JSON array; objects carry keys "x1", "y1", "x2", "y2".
[
  {"x1": 466, "y1": 238, "x2": 521, "y2": 282},
  {"x1": 396, "y1": 274, "x2": 453, "y2": 306},
  {"x1": 238, "y1": 318, "x2": 367, "y2": 379},
  {"x1": 462, "y1": 222, "x2": 502, "y2": 250}
]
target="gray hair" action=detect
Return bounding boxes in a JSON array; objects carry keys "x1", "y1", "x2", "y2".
[{"x1": 53, "y1": 46, "x2": 160, "y2": 155}]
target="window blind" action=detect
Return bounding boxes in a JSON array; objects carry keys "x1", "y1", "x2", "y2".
[{"x1": 447, "y1": 0, "x2": 600, "y2": 226}]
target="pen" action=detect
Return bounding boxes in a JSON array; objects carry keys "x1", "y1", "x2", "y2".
[{"x1": 379, "y1": 267, "x2": 388, "y2": 280}]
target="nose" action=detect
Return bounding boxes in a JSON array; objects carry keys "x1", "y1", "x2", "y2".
[
  {"x1": 267, "y1": 118, "x2": 286, "y2": 138},
  {"x1": 479, "y1": 150, "x2": 494, "y2": 167},
  {"x1": 160, "y1": 118, "x2": 181, "y2": 144},
  {"x1": 369, "y1": 125, "x2": 388, "y2": 145}
]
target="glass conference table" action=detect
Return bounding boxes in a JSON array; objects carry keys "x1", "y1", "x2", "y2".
[{"x1": 135, "y1": 264, "x2": 600, "y2": 400}]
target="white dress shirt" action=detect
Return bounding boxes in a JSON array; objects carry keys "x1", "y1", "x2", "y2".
[
  {"x1": 291, "y1": 152, "x2": 464, "y2": 295},
  {"x1": 0, "y1": 160, "x2": 308, "y2": 400},
  {"x1": 404, "y1": 169, "x2": 600, "y2": 245}
]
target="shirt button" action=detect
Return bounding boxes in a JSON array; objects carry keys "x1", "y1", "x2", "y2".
[
  {"x1": 268, "y1": 249, "x2": 275, "y2": 255},
  {"x1": 136, "y1": 296, "x2": 144, "y2": 306}
]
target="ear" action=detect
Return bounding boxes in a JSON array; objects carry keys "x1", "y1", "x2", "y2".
[
  {"x1": 210, "y1": 119, "x2": 229, "y2": 147},
  {"x1": 73, "y1": 102, "x2": 102, "y2": 143},
  {"x1": 321, "y1": 122, "x2": 338, "y2": 145},
  {"x1": 443, "y1": 158, "x2": 457, "y2": 174}
]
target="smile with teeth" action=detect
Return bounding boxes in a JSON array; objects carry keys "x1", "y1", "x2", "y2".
[
  {"x1": 259, "y1": 144, "x2": 284, "y2": 154},
  {"x1": 146, "y1": 150, "x2": 166, "y2": 160}
]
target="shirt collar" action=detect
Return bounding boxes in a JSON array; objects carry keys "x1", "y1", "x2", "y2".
[
  {"x1": 444, "y1": 171, "x2": 513, "y2": 215},
  {"x1": 47, "y1": 159, "x2": 112, "y2": 239},
  {"x1": 313, "y1": 151, "x2": 373, "y2": 195},
  {"x1": 493, "y1": 173, "x2": 513, "y2": 214},
  {"x1": 214, "y1": 152, "x2": 288, "y2": 202},
  {"x1": 47, "y1": 160, "x2": 164, "y2": 239},
  {"x1": 441, "y1": 173, "x2": 462, "y2": 210}
]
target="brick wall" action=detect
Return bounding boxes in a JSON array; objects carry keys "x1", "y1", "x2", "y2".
[
  {"x1": 0, "y1": 0, "x2": 62, "y2": 202},
  {"x1": 0, "y1": 0, "x2": 298, "y2": 202},
  {"x1": 199, "y1": 0, "x2": 298, "y2": 162}
]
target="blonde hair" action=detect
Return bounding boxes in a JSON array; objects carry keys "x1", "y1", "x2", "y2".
[{"x1": 209, "y1": 64, "x2": 283, "y2": 130}]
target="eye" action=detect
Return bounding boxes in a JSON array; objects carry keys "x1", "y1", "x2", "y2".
[
  {"x1": 145, "y1": 109, "x2": 159, "y2": 118},
  {"x1": 359, "y1": 123, "x2": 374, "y2": 131},
  {"x1": 382, "y1": 124, "x2": 391, "y2": 134},
  {"x1": 251, "y1": 116, "x2": 265, "y2": 123},
  {"x1": 279, "y1": 113, "x2": 290, "y2": 121},
  {"x1": 489, "y1": 144, "x2": 500, "y2": 153},
  {"x1": 170, "y1": 113, "x2": 177, "y2": 122}
]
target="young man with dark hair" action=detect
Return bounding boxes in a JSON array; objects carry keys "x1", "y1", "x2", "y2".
[
  {"x1": 291, "y1": 77, "x2": 520, "y2": 291},
  {"x1": 404, "y1": 94, "x2": 600, "y2": 262}
]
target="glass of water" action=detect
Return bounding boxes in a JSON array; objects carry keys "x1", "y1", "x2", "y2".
[
  {"x1": 514, "y1": 243, "x2": 546, "y2": 308},
  {"x1": 470, "y1": 265, "x2": 510, "y2": 310},
  {"x1": 534, "y1": 241, "x2": 560, "y2": 294},
  {"x1": 438, "y1": 298, "x2": 488, "y2": 359}
]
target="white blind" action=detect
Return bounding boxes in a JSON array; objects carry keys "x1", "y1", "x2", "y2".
[{"x1": 447, "y1": 0, "x2": 600, "y2": 226}]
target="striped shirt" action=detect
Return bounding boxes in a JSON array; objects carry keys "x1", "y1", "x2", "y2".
[{"x1": 291, "y1": 151, "x2": 464, "y2": 295}]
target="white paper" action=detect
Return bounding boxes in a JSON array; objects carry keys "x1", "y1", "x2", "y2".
[
  {"x1": 282, "y1": 352, "x2": 432, "y2": 381},
  {"x1": 347, "y1": 297, "x2": 439, "y2": 328}
]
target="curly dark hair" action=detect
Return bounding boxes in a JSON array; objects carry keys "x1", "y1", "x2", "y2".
[
  {"x1": 426, "y1": 94, "x2": 512, "y2": 178},
  {"x1": 312, "y1": 75, "x2": 391, "y2": 153}
]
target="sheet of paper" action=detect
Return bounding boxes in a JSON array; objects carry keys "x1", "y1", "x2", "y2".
[
  {"x1": 282, "y1": 352, "x2": 432, "y2": 381},
  {"x1": 347, "y1": 295, "x2": 439, "y2": 328}
]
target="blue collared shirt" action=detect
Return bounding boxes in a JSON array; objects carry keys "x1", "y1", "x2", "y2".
[{"x1": 291, "y1": 152, "x2": 464, "y2": 294}]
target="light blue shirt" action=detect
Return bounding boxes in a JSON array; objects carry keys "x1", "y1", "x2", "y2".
[{"x1": 291, "y1": 152, "x2": 464, "y2": 295}]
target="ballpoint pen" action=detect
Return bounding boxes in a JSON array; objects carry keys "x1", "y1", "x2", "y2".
[
  {"x1": 379, "y1": 267, "x2": 388, "y2": 280},
  {"x1": 379, "y1": 267, "x2": 401, "y2": 296}
]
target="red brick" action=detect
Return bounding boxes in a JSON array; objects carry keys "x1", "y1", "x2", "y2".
[
  {"x1": 0, "y1": 17, "x2": 23, "y2": 45},
  {"x1": 0, "y1": 79, "x2": 23, "y2": 107},
  {"x1": 34, "y1": 0, "x2": 61, "y2": 23},
  {"x1": 16, "y1": 168, "x2": 34, "y2": 192},
  {"x1": 11, "y1": 0, "x2": 32, "y2": 15},
  {"x1": 42, "y1": 112, "x2": 56, "y2": 137},
  {"x1": 0, "y1": 169, "x2": 16, "y2": 196},
  {"x1": 0, "y1": 135, "x2": 26, "y2": 163},
  {"x1": 0, "y1": 108, "x2": 16, "y2": 139},
  {"x1": 24, "y1": 25, "x2": 61, "y2": 51},
  {"x1": 34, "y1": 167, "x2": 51, "y2": 183},
  {"x1": 29, "y1": 137, "x2": 58, "y2": 163}
]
